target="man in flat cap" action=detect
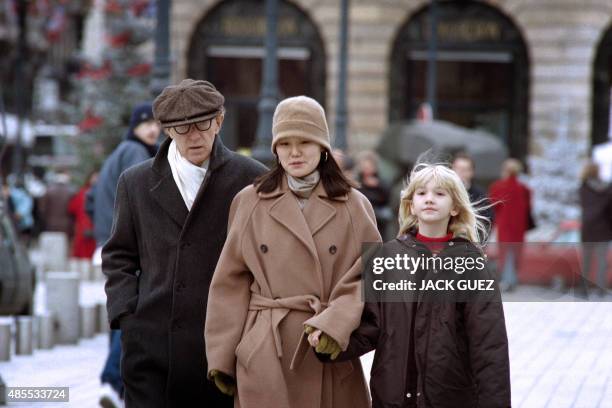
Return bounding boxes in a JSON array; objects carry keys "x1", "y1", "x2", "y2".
[{"x1": 102, "y1": 79, "x2": 267, "y2": 407}]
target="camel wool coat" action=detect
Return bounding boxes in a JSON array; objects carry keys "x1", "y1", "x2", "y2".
[{"x1": 205, "y1": 178, "x2": 382, "y2": 408}]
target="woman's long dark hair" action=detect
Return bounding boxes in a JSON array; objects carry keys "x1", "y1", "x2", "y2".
[{"x1": 255, "y1": 150, "x2": 356, "y2": 198}]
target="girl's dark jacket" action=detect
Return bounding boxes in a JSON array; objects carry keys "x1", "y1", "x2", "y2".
[{"x1": 325, "y1": 233, "x2": 511, "y2": 408}]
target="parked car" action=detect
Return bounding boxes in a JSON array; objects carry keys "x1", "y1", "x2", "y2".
[
  {"x1": 486, "y1": 220, "x2": 612, "y2": 288},
  {"x1": 0, "y1": 199, "x2": 34, "y2": 315}
]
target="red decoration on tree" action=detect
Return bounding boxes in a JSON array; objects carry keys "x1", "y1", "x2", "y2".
[
  {"x1": 127, "y1": 63, "x2": 152, "y2": 77},
  {"x1": 77, "y1": 61, "x2": 113, "y2": 80},
  {"x1": 107, "y1": 31, "x2": 131, "y2": 48},
  {"x1": 131, "y1": 0, "x2": 151, "y2": 16},
  {"x1": 105, "y1": 0, "x2": 123, "y2": 14},
  {"x1": 78, "y1": 109, "x2": 104, "y2": 132}
]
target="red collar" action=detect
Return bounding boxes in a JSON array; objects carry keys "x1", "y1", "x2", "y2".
[{"x1": 415, "y1": 232, "x2": 453, "y2": 243}]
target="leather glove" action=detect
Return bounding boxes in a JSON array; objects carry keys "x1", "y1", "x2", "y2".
[
  {"x1": 304, "y1": 325, "x2": 342, "y2": 360},
  {"x1": 209, "y1": 369, "x2": 236, "y2": 396}
]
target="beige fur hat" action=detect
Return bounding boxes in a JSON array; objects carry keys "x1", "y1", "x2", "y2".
[{"x1": 271, "y1": 96, "x2": 331, "y2": 153}]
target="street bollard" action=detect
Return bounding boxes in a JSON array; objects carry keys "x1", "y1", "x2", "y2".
[
  {"x1": 0, "y1": 318, "x2": 12, "y2": 361},
  {"x1": 15, "y1": 317, "x2": 33, "y2": 355},
  {"x1": 46, "y1": 272, "x2": 80, "y2": 344},
  {"x1": 97, "y1": 303, "x2": 109, "y2": 334},
  {"x1": 38, "y1": 312, "x2": 55, "y2": 349},
  {"x1": 91, "y1": 264, "x2": 104, "y2": 281},
  {"x1": 80, "y1": 304, "x2": 96, "y2": 339},
  {"x1": 31, "y1": 315, "x2": 40, "y2": 350},
  {"x1": 79, "y1": 259, "x2": 92, "y2": 281},
  {"x1": 39, "y1": 232, "x2": 69, "y2": 273},
  {"x1": 68, "y1": 258, "x2": 79, "y2": 273}
]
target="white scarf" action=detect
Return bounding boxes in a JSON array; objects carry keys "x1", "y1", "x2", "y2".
[{"x1": 167, "y1": 140, "x2": 209, "y2": 211}]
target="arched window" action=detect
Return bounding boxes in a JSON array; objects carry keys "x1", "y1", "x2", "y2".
[
  {"x1": 592, "y1": 23, "x2": 612, "y2": 147},
  {"x1": 187, "y1": 0, "x2": 326, "y2": 150},
  {"x1": 389, "y1": 1, "x2": 529, "y2": 158}
]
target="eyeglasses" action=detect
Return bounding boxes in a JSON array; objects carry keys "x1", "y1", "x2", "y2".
[{"x1": 173, "y1": 119, "x2": 213, "y2": 135}]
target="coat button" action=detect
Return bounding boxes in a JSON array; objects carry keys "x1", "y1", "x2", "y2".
[
  {"x1": 329, "y1": 245, "x2": 337, "y2": 254},
  {"x1": 260, "y1": 244, "x2": 268, "y2": 253},
  {"x1": 177, "y1": 282, "x2": 185, "y2": 291},
  {"x1": 406, "y1": 392, "x2": 412, "y2": 398},
  {"x1": 180, "y1": 242, "x2": 191, "y2": 249},
  {"x1": 449, "y1": 242, "x2": 454, "y2": 246}
]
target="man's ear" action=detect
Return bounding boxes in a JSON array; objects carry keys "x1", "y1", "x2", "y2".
[{"x1": 216, "y1": 113, "x2": 225, "y2": 131}]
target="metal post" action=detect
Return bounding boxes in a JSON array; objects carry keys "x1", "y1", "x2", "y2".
[
  {"x1": 334, "y1": 0, "x2": 350, "y2": 151},
  {"x1": 252, "y1": 0, "x2": 279, "y2": 165},
  {"x1": 426, "y1": 0, "x2": 438, "y2": 118},
  {"x1": 11, "y1": 0, "x2": 28, "y2": 177},
  {"x1": 151, "y1": 0, "x2": 172, "y2": 96}
]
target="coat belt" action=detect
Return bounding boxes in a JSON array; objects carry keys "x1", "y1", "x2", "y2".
[{"x1": 249, "y1": 293, "x2": 328, "y2": 370}]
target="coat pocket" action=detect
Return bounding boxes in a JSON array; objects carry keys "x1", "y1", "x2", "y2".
[{"x1": 235, "y1": 314, "x2": 269, "y2": 370}]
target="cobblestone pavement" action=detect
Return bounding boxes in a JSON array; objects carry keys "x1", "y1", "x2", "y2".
[{"x1": 1, "y1": 284, "x2": 611, "y2": 407}]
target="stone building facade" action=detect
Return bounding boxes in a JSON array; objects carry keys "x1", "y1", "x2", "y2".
[{"x1": 168, "y1": 0, "x2": 612, "y2": 174}]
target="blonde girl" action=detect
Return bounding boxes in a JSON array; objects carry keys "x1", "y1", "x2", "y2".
[{"x1": 321, "y1": 162, "x2": 511, "y2": 408}]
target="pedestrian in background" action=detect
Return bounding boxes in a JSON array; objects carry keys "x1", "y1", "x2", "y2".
[
  {"x1": 39, "y1": 169, "x2": 75, "y2": 239},
  {"x1": 489, "y1": 158, "x2": 533, "y2": 292},
  {"x1": 451, "y1": 152, "x2": 493, "y2": 231},
  {"x1": 579, "y1": 161, "x2": 612, "y2": 297},
  {"x1": 205, "y1": 96, "x2": 381, "y2": 408},
  {"x1": 90, "y1": 102, "x2": 161, "y2": 408},
  {"x1": 356, "y1": 150, "x2": 392, "y2": 239},
  {"x1": 103, "y1": 79, "x2": 266, "y2": 407},
  {"x1": 67, "y1": 170, "x2": 98, "y2": 259}
]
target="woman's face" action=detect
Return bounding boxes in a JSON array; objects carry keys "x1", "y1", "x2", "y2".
[{"x1": 276, "y1": 137, "x2": 323, "y2": 178}]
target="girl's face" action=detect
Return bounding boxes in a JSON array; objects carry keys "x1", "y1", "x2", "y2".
[
  {"x1": 276, "y1": 137, "x2": 323, "y2": 178},
  {"x1": 410, "y1": 179, "x2": 458, "y2": 227}
]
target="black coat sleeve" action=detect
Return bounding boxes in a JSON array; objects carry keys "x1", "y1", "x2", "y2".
[
  {"x1": 102, "y1": 174, "x2": 140, "y2": 329},
  {"x1": 463, "y1": 265, "x2": 511, "y2": 408},
  {"x1": 317, "y1": 301, "x2": 382, "y2": 363}
]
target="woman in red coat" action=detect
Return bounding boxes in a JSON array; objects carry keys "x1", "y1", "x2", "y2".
[
  {"x1": 489, "y1": 158, "x2": 532, "y2": 291},
  {"x1": 68, "y1": 171, "x2": 98, "y2": 258}
]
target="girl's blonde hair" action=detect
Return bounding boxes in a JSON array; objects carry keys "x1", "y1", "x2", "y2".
[{"x1": 398, "y1": 163, "x2": 490, "y2": 244}]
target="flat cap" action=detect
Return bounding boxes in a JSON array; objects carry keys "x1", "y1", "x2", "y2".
[{"x1": 153, "y1": 79, "x2": 225, "y2": 128}]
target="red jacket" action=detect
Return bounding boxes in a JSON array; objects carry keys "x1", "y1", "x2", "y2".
[
  {"x1": 489, "y1": 175, "x2": 531, "y2": 242},
  {"x1": 68, "y1": 187, "x2": 96, "y2": 258}
]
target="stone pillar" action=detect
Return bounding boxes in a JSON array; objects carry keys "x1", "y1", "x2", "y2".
[{"x1": 46, "y1": 272, "x2": 80, "y2": 344}]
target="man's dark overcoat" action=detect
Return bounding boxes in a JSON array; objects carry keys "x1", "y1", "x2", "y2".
[{"x1": 102, "y1": 135, "x2": 267, "y2": 407}]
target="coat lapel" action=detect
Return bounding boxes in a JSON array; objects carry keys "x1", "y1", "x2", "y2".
[
  {"x1": 303, "y1": 182, "x2": 338, "y2": 236},
  {"x1": 268, "y1": 192, "x2": 319, "y2": 262},
  {"x1": 149, "y1": 137, "x2": 188, "y2": 228}
]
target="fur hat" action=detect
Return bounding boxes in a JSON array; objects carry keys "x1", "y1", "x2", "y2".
[{"x1": 271, "y1": 96, "x2": 331, "y2": 153}]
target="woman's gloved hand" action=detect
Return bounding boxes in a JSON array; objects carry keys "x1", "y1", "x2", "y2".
[
  {"x1": 208, "y1": 369, "x2": 236, "y2": 396},
  {"x1": 304, "y1": 325, "x2": 342, "y2": 360}
]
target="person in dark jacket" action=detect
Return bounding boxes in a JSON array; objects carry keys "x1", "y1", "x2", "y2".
[
  {"x1": 452, "y1": 152, "x2": 494, "y2": 229},
  {"x1": 39, "y1": 169, "x2": 75, "y2": 238},
  {"x1": 579, "y1": 161, "x2": 612, "y2": 297},
  {"x1": 316, "y1": 163, "x2": 510, "y2": 408},
  {"x1": 102, "y1": 79, "x2": 267, "y2": 408},
  {"x1": 88, "y1": 103, "x2": 160, "y2": 248},
  {"x1": 356, "y1": 150, "x2": 392, "y2": 239},
  {"x1": 91, "y1": 103, "x2": 161, "y2": 408}
]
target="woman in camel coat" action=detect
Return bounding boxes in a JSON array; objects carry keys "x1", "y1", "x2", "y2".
[{"x1": 205, "y1": 96, "x2": 381, "y2": 408}]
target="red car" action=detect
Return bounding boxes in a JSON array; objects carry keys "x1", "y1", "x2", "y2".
[{"x1": 486, "y1": 220, "x2": 612, "y2": 288}]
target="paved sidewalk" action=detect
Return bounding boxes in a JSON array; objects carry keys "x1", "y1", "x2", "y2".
[{"x1": 1, "y1": 287, "x2": 611, "y2": 407}]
